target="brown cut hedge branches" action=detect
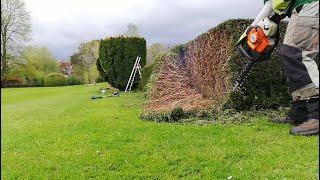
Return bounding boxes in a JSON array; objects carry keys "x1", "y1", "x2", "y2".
[{"x1": 144, "y1": 56, "x2": 212, "y2": 114}]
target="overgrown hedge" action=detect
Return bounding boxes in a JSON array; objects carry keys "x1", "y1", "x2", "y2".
[
  {"x1": 44, "y1": 73, "x2": 68, "y2": 87},
  {"x1": 1, "y1": 75, "x2": 45, "y2": 88},
  {"x1": 97, "y1": 36, "x2": 147, "y2": 90}
]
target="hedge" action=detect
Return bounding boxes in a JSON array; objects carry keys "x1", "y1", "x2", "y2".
[
  {"x1": 3, "y1": 76, "x2": 26, "y2": 87},
  {"x1": 97, "y1": 36, "x2": 147, "y2": 90},
  {"x1": 67, "y1": 76, "x2": 82, "y2": 85},
  {"x1": 96, "y1": 58, "x2": 106, "y2": 82},
  {"x1": 142, "y1": 19, "x2": 301, "y2": 121},
  {"x1": 44, "y1": 73, "x2": 68, "y2": 87},
  {"x1": 140, "y1": 63, "x2": 155, "y2": 90}
]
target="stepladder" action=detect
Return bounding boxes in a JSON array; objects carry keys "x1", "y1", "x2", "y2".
[{"x1": 125, "y1": 56, "x2": 142, "y2": 92}]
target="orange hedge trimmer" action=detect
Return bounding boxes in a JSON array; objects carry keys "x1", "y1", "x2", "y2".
[{"x1": 232, "y1": 14, "x2": 284, "y2": 92}]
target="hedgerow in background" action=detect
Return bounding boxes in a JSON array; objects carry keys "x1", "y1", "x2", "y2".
[
  {"x1": 44, "y1": 73, "x2": 67, "y2": 87},
  {"x1": 97, "y1": 36, "x2": 146, "y2": 90},
  {"x1": 3, "y1": 76, "x2": 26, "y2": 87},
  {"x1": 1, "y1": 46, "x2": 59, "y2": 88},
  {"x1": 67, "y1": 76, "x2": 82, "y2": 86},
  {"x1": 142, "y1": 19, "x2": 313, "y2": 121}
]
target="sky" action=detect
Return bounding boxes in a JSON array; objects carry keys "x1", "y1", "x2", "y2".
[{"x1": 24, "y1": 0, "x2": 263, "y2": 60}]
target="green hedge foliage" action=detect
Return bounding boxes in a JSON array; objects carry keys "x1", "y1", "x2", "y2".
[
  {"x1": 3, "y1": 76, "x2": 26, "y2": 87},
  {"x1": 220, "y1": 19, "x2": 291, "y2": 110},
  {"x1": 140, "y1": 63, "x2": 155, "y2": 90},
  {"x1": 67, "y1": 76, "x2": 82, "y2": 85},
  {"x1": 44, "y1": 73, "x2": 68, "y2": 87},
  {"x1": 97, "y1": 36, "x2": 146, "y2": 90},
  {"x1": 1, "y1": 76, "x2": 44, "y2": 88},
  {"x1": 96, "y1": 58, "x2": 106, "y2": 82}
]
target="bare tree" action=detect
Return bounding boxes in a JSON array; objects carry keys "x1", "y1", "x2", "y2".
[
  {"x1": 124, "y1": 23, "x2": 139, "y2": 37},
  {"x1": 1, "y1": 0, "x2": 31, "y2": 77}
]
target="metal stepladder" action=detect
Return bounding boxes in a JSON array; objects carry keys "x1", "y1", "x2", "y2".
[{"x1": 125, "y1": 56, "x2": 142, "y2": 92}]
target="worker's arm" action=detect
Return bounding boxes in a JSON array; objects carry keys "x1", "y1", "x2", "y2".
[
  {"x1": 251, "y1": 0, "x2": 274, "y2": 26},
  {"x1": 237, "y1": 0, "x2": 275, "y2": 44}
]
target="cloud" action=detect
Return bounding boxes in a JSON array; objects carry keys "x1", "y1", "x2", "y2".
[{"x1": 24, "y1": 0, "x2": 263, "y2": 60}]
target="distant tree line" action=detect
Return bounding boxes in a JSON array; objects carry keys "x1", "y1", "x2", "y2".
[{"x1": 1, "y1": 3, "x2": 171, "y2": 90}]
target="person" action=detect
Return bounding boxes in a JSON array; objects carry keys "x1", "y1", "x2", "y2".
[{"x1": 250, "y1": 0, "x2": 319, "y2": 136}]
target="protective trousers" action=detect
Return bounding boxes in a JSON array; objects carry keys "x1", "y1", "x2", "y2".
[{"x1": 281, "y1": 1, "x2": 319, "y2": 121}]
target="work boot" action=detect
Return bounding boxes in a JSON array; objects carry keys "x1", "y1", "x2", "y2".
[
  {"x1": 290, "y1": 119, "x2": 319, "y2": 136},
  {"x1": 270, "y1": 100, "x2": 308, "y2": 125},
  {"x1": 289, "y1": 97, "x2": 319, "y2": 136}
]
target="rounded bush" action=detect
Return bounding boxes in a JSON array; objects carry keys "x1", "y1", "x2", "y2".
[
  {"x1": 67, "y1": 76, "x2": 82, "y2": 85},
  {"x1": 44, "y1": 73, "x2": 68, "y2": 87}
]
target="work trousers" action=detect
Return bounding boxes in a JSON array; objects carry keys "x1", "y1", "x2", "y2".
[{"x1": 281, "y1": 1, "x2": 319, "y2": 120}]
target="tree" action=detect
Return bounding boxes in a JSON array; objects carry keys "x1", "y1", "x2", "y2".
[
  {"x1": 124, "y1": 23, "x2": 139, "y2": 37},
  {"x1": 22, "y1": 46, "x2": 59, "y2": 75},
  {"x1": 1, "y1": 0, "x2": 31, "y2": 78},
  {"x1": 146, "y1": 43, "x2": 169, "y2": 65},
  {"x1": 70, "y1": 51, "x2": 84, "y2": 81},
  {"x1": 70, "y1": 40, "x2": 100, "y2": 84},
  {"x1": 3, "y1": 46, "x2": 58, "y2": 87}
]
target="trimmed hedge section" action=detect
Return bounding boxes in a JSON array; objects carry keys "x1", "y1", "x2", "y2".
[
  {"x1": 44, "y1": 73, "x2": 68, "y2": 87},
  {"x1": 97, "y1": 36, "x2": 147, "y2": 90}
]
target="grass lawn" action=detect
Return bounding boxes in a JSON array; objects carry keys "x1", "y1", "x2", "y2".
[{"x1": 1, "y1": 84, "x2": 319, "y2": 179}]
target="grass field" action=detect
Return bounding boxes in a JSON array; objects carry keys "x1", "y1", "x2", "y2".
[{"x1": 1, "y1": 84, "x2": 319, "y2": 179}]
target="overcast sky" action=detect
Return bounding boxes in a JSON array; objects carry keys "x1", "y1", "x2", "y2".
[{"x1": 24, "y1": 0, "x2": 263, "y2": 60}]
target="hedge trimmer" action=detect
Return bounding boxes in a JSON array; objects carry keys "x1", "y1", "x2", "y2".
[{"x1": 232, "y1": 14, "x2": 283, "y2": 92}]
